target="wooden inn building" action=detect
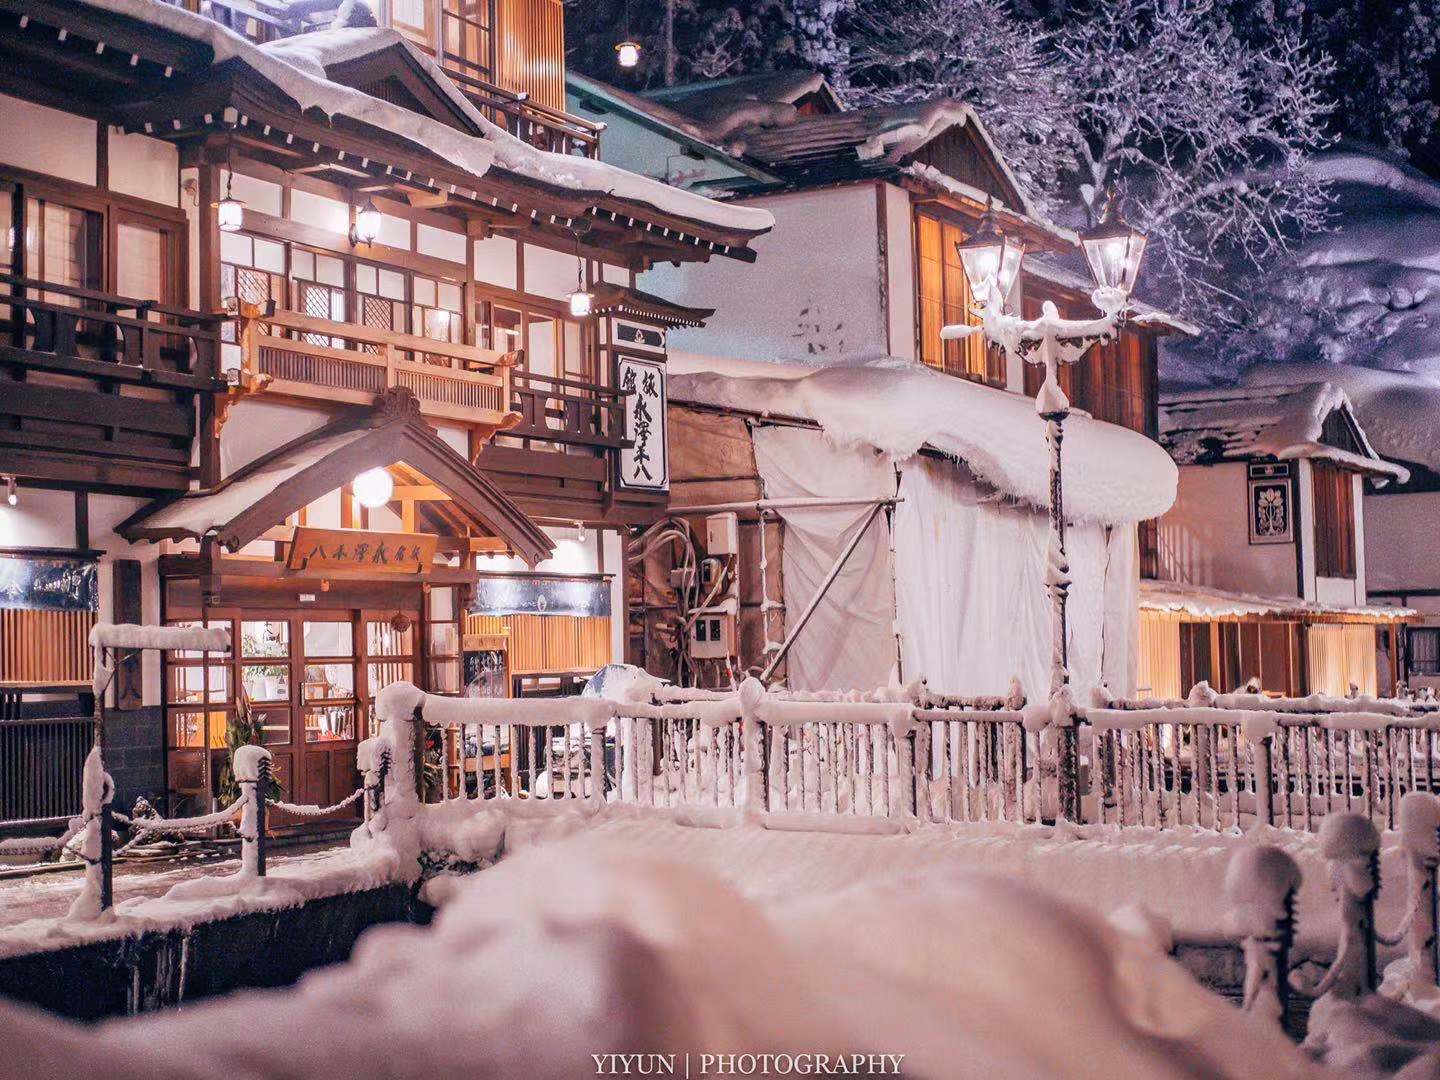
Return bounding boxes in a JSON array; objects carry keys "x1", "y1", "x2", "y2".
[{"x1": 0, "y1": 0, "x2": 769, "y2": 826}]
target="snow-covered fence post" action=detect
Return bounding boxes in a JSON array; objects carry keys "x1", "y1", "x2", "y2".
[
  {"x1": 358, "y1": 736, "x2": 389, "y2": 822},
  {"x1": 1318, "y1": 813, "x2": 1382, "y2": 998},
  {"x1": 738, "y1": 677, "x2": 768, "y2": 815},
  {"x1": 894, "y1": 719, "x2": 917, "y2": 819},
  {"x1": 1400, "y1": 793, "x2": 1440, "y2": 992},
  {"x1": 1224, "y1": 845, "x2": 1301, "y2": 1027},
  {"x1": 1253, "y1": 732, "x2": 1275, "y2": 829},
  {"x1": 233, "y1": 745, "x2": 273, "y2": 878},
  {"x1": 411, "y1": 702, "x2": 427, "y2": 802}
]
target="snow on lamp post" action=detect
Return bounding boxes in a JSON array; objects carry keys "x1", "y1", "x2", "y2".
[{"x1": 942, "y1": 194, "x2": 1146, "y2": 820}]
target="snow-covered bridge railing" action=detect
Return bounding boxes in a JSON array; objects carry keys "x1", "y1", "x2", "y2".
[
  {"x1": 1081, "y1": 684, "x2": 1440, "y2": 833},
  {"x1": 372, "y1": 678, "x2": 1038, "y2": 824}
]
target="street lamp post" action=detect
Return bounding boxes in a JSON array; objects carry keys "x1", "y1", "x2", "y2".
[{"x1": 942, "y1": 194, "x2": 1147, "y2": 821}]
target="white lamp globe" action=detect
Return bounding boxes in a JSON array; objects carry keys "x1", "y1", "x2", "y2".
[{"x1": 353, "y1": 467, "x2": 394, "y2": 509}]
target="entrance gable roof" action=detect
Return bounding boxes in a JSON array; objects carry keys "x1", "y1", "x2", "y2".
[{"x1": 119, "y1": 389, "x2": 554, "y2": 565}]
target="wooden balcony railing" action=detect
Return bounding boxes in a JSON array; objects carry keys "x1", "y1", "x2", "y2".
[
  {"x1": 0, "y1": 274, "x2": 224, "y2": 491},
  {"x1": 237, "y1": 308, "x2": 517, "y2": 431},
  {"x1": 507, "y1": 369, "x2": 629, "y2": 450}
]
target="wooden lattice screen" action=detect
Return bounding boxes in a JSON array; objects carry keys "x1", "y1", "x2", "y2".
[
  {"x1": 0, "y1": 608, "x2": 96, "y2": 684},
  {"x1": 465, "y1": 613, "x2": 609, "y2": 674}
]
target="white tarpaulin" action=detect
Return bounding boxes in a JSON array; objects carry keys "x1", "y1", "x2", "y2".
[
  {"x1": 751, "y1": 426, "x2": 898, "y2": 691},
  {"x1": 752, "y1": 431, "x2": 1139, "y2": 698},
  {"x1": 892, "y1": 458, "x2": 1138, "y2": 701}
]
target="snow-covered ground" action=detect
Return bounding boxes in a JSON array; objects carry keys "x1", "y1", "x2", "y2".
[
  {"x1": 1, "y1": 821, "x2": 1320, "y2": 1079},
  {"x1": 0, "y1": 844, "x2": 396, "y2": 960}
]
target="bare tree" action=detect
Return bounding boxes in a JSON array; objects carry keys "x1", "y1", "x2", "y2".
[
  {"x1": 843, "y1": 0, "x2": 1079, "y2": 206},
  {"x1": 1057, "y1": 0, "x2": 1334, "y2": 321}
]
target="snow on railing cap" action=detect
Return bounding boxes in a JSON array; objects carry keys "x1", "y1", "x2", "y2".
[
  {"x1": 89, "y1": 623, "x2": 231, "y2": 652},
  {"x1": 375, "y1": 680, "x2": 426, "y2": 721},
  {"x1": 1400, "y1": 793, "x2": 1440, "y2": 861},
  {"x1": 1319, "y1": 813, "x2": 1380, "y2": 861},
  {"x1": 233, "y1": 744, "x2": 273, "y2": 782},
  {"x1": 1187, "y1": 681, "x2": 1218, "y2": 707},
  {"x1": 1224, "y1": 845, "x2": 1301, "y2": 936}
]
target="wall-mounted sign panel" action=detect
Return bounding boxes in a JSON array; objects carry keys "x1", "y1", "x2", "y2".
[
  {"x1": 471, "y1": 575, "x2": 612, "y2": 617},
  {"x1": 614, "y1": 320, "x2": 665, "y2": 353},
  {"x1": 617, "y1": 355, "x2": 668, "y2": 492},
  {"x1": 287, "y1": 528, "x2": 438, "y2": 574},
  {"x1": 0, "y1": 556, "x2": 99, "y2": 611}
]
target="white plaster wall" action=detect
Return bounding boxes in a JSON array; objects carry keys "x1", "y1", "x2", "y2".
[
  {"x1": 524, "y1": 243, "x2": 581, "y2": 300},
  {"x1": 1297, "y1": 459, "x2": 1317, "y2": 601},
  {"x1": 475, "y1": 234, "x2": 518, "y2": 290},
  {"x1": 1366, "y1": 490, "x2": 1440, "y2": 592},
  {"x1": 0, "y1": 488, "x2": 78, "y2": 548},
  {"x1": 882, "y1": 182, "x2": 915, "y2": 363},
  {"x1": 417, "y1": 222, "x2": 465, "y2": 264},
  {"x1": 0, "y1": 93, "x2": 96, "y2": 184},
  {"x1": 1156, "y1": 462, "x2": 1300, "y2": 598},
  {"x1": 109, "y1": 130, "x2": 179, "y2": 206},
  {"x1": 644, "y1": 185, "x2": 885, "y2": 364},
  {"x1": 220, "y1": 400, "x2": 333, "y2": 476},
  {"x1": 288, "y1": 188, "x2": 348, "y2": 234},
  {"x1": 1316, "y1": 576, "x2": 1362, "y2": 607},
  {"x1": 375, "y1": 212, "x2": 411, "y2": 249},
  {"x1": 226, "y1": 171, "x2": 283, "y2": 215}
]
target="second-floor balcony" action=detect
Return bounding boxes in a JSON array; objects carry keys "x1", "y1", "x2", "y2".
[
  {"x1": 235, "y1": 307, "x2": 629, "y2": 459},
  {"x1": 0, "y1": 274, "x2": 225, "y2": 492},
  {"x1": 179, "y1": 0, "x2": 602, "y2": 157}
]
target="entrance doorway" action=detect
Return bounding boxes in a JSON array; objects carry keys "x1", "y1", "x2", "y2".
[{"x1": 165, "y1": 608, "x2": 421, "y2": 818}]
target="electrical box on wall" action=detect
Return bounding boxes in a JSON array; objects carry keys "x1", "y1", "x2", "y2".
[
  {"x1": 705, "y1": 512, "x2": 739, "y2": 556},
  {"x1": 689, "y1": 607, "x2": 737, "y2": 659}
]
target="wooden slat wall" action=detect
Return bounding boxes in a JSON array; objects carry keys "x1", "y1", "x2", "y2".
[
  {"x1": 494, "y1": 0, "x2": 565, "y2": 111},
  {"x1": 0, "y1": 609, "x2": 96, "y2": 683},
  {"x1": 466, "y1": 613, "x2": 610, "y2": 674}
]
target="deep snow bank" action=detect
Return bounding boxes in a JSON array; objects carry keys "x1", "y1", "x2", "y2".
[{"x1": 2, "y1": 832, "x2": 1318, "y2": 1080}]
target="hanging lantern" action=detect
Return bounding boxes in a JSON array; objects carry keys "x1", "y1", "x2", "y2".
[
  {"x1": 1080, "y1": 189, "x2": 1147, "y2": 298},
  {"x1": 955, "y1": 200, "x2": 1024, "y2": 309},
  {"x1": 615, "y1": 40, "x2": 642, "y2": 69},
  {"x1": 351, "y1": 197, "x2": 382, "y2": 246},
  {"x1": 568, "y1": 287, "x2": 594, "y2": 318},
  {"x1": 352, "y1": 466, "x2": 394, "y2": 509},
  {"x1": 216, "y1": 190, "x2": 245, "y2": 233}
]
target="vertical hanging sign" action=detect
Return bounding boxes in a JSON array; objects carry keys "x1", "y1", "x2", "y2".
[{"x1": 617, "y1": 355, "x2": 668, "y2": 492}]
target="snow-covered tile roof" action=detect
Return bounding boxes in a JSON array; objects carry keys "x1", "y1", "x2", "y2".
[
  {"x1": 84, "y1": 0, "x2": 773, "y2": 238},
  {"x1": 646, "y1": 71, "x2": 836, "y2": 141},
  {"x1": 1158, "y1": 382, "x2": 1408, "y2": 481},
  {"x1": 667, "y1": 352, "x2": 1177, "y2": 525},
  {"x1": 1139, "y1": 580, "x2": 1416, "y2": 622}
]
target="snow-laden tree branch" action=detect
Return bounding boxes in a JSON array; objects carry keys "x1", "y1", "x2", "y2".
[
  {"x1": 842, "y1": 0, "x2": 1078, "y2": 204},
  {"x1": 1056, "y1": 0, "x2": 1334, "y2": 323}
]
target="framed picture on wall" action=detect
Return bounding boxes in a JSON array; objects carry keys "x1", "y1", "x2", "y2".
[{"x1": 1248, "y1": 478, "x2": 1294, "y2": 544}]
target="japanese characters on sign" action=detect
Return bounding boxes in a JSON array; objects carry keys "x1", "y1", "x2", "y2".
[
  {"x1": 617, "y1": 355, "x2": 669, "y2": 492},
  {"x1": 286, "y1": 528, "x2": 439, "y2": 574}
]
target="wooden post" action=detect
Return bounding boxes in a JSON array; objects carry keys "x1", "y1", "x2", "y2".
[
  {"x1": 1400, "y1": 793, "x2": 1440, "y2": 992},
  {"x1": 412, "y1": 703, "x2": 427, "y2": 803},
  {"x1": 1254, "y1": 734, "x2": 1275, "y2": 828},
  {"x1": 1225, "y1": 845, "x2": 1301, "y2": 1029},
  {"x1": 255, "y1": 755, "x2": 269, "y2": 878},
  {"x1": 1318, "y1": 813, "x2": 1381, "y2": 997}
]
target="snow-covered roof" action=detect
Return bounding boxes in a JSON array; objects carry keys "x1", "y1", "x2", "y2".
[
  {"x1": 668, "y1": 352, "x2": 1177, "y2": 525},
  {"x1": 646, "y1": 71, "x2": 839, "y2": 141},
  {"x1": 1243, "y1": 363, "x2": 1440, "y2": 479},
  {"x1": 1159, "y1": 382, "x2": 1408, "y2": 481},
  {"x1": 1140, "y1": 580, "x2": 1417, "y2": 623},
  {"x1": 86, "y1": 0, "x2": 772, "y2": 239}
]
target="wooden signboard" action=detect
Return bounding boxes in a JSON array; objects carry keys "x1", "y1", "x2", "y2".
[{"x1": 287, "y1": 528, "x2": 438, "y2": 575}]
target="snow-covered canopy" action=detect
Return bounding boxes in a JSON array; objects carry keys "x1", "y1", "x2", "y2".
[
  {"x1": 1139, "y1": 580, "x2": 1415, "y2": 622},
  {"x1": 86, "y1": 0, "x2": 773, "y2": 238},
  {"x1": 1159, "y1": 382, "x2": 1408, "y2": 481},
  {"x1": 669, "y1": 353, "x2": 1177, "y2": 525}
]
